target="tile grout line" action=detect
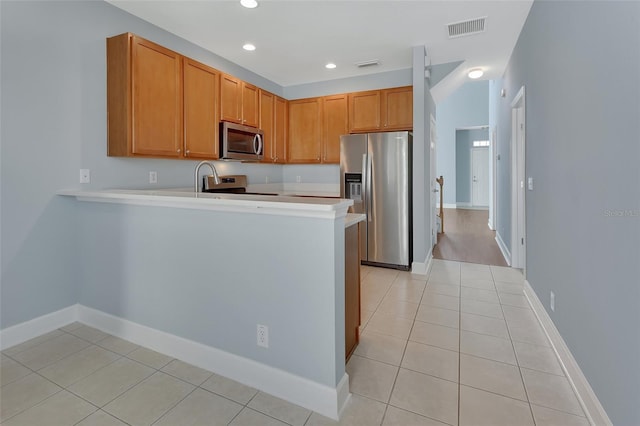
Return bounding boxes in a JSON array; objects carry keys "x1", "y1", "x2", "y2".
[{"x1": 491, "y1": 266, "x2": 538, "y2": 426}]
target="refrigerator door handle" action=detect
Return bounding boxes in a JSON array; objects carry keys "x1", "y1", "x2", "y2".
[
  {"x1": 362, "y1": 153, "x2": 368, "y2": 218},
  {"x1": 367, "y1": 154, "x2": 373, "y2": 222}
]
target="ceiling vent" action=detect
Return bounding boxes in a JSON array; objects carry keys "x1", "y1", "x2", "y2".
[
  {"x1": 447, "y1": 17, "x2": 486, "y2": 38},
  {"x1": 355, "y1": 59, "x2": 380, "y2": 68}
]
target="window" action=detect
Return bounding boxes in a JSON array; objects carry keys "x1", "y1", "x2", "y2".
[{"x1": 473, "y1": 140, "x2": 490, "y2": 147}]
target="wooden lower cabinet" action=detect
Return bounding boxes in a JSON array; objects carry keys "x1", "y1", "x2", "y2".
[{"x1": 345, "y1": 222, "x2": 361, "y2": 361}]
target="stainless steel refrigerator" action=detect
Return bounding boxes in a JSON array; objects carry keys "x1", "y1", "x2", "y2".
[{"x1": 340, "y1": 132, "x2": 412, "y2": 270}]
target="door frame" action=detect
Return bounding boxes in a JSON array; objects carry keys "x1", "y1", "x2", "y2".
[
  {"x1": 510, "y1": 86, "x2": 526, "y2": 271},
  {"x1": 471, "y1": 146, "x2": 489, "y2": 208},
  {"x1": 489, "y1": 127, "x2": 497, "y2": 230},
  {"x1": 430, "y1": 114, "x2": 438, "y2": 249}
]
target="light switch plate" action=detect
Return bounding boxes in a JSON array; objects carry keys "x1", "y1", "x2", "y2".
[{"x1": 527, "y1": 177, "x2": 534, "y2": 191}]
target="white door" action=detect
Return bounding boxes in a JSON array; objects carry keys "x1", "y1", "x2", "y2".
[
  {"x1": 471, "y1": 147, "x2": 489, "y2": 207},
  {"x1": 430, "y1": 114, "x2": 438, "y2": 248}
]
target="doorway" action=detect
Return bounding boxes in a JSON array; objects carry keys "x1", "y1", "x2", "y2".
[{"x1": 433, "y1": 126, "x2": 506, "y2": 266}]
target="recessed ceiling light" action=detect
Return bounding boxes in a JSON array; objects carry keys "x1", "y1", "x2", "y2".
[
  {"x1": 240, "y1": 0, "x2": 258, "y2": 8},
  {"x1": 243, "y1": 43, "x2": 256, "y2": 51},
  {"x1": 468, "y1": 68, "x2": 484, "y2": 79},
  {"x1": 325, "y1": 63, "x2": 336, "y2": 69}
]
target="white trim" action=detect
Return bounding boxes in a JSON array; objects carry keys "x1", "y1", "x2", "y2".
[
  {"x1": 495, "y1": 232, "x2": 511, "y2": 266},
  {"x1": 0, "y1": 305, "x2": 78, "y2": 350},
  {"x1": 510, "y1": 86, "x2": 526, "y2": 270},
  {"x1": 1, "y1": 305, "x2": 349, "y2": 420},
  {"x1": 456, "y1": 205, "x2": 488, "y2": 211},
  {"x1": 523, "y1": 281, "x2": 612, "y2": 426},
  {"x1": 489, "y1": 127, "x2": 497, "y2": 231},
  {"x1": 76, "y1": 305, "x2": 348, "y2": 420},
  {"x1": 456, "y1": 202, "x2": 472, "y2": 207},
  {"x1": 411, "y1": 251, "x2": 433, "y2": 277}
]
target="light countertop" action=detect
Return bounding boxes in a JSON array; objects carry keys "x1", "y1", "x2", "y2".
[{"x1": 58, "y1": 188, "x2": 352, "y2": 220}]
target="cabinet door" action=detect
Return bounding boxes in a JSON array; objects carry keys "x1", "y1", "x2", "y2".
[
  {"x1": 323, "y1": 94, "x2": 348, "y2": 164},
  {"x1": 220, "y1": 74, "x2": 242, "y2": 123},
  {"x1": 348, "y1": 90, "x2": 380, "y2": 133},
  {"x1": 242, "y1": 82, "x2": 260, "y2": 127},
  {"x1": 383, "y1": 86, "x2": 413, "y2": 130},
  {"x1": 274, "y1": 96, "x2": 288, "y2": 163},
  {"x1": 288, "y1": 98, "x2": 322, "y2": 163},
  {"x1": 183, "y1": 59, "x2": 219, "y2": 159},
  {"x1": 131, "y1": 36, "x2": 183, "y2": 156},
  {"x1": 259, "y1": 90, "x2": 275, "y2": 162}
]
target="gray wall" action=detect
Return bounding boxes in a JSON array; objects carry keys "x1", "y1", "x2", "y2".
[
  {"x1": 284, "y1": 69, "x2": 412, "y2": 100},
  {"x1": 455, "y1": 128, "x2": 489, "y2": 205},
  {"x1": 436, "y1": 81, "x2": 489, "y2": 205},
  {"x1": 0, "y1": 0, "x2": 290, "y2": 328},
  {"x1": 77, "y1": 202, "x2": 345, "y2": 386},
  {"x1": 492, "y1": 1, "x2": 640, "y2": 424}
]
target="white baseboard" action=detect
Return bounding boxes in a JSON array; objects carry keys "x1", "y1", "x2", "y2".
[
  {"x1": 77, "y1": 305, "x2": 348, "y2": 420},
  {"x1": 411, "y1": 251, "x2": 433, "y2": 277},
  {"x1": 523, "y1": 281, "x2": 612, "y2": 426},
  {"x1": 495, "y1": 232, "x2": 511, "y2": 266},
  {"x1": 1, "y1": 304, "x2": 348, "y2": 420},
  {"x1": 0, "y1": 305, "x2": 78, "y2": 350}
]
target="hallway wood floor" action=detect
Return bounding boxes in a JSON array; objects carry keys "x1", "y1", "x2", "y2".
[{"x1": 433, "y1": 208, "x2": 508, "y2": 266}]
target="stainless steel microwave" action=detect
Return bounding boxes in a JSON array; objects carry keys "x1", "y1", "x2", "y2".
[{"x1": 220, "y1": 121, "x2": 264, "y2": 161}]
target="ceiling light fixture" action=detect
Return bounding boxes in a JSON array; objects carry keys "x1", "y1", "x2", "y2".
[
  {"x1": 240, "y1": 0, "x2": 258, "y2": 8},
  {"x1": 468, "y1": 68, "x2": 484, "y2": 79},
  {"x1": 325, "y1": 63, "x2": 336, "y2": 69},
  {"x1": 243, "y1": 43, "x2": 256, "y2": 51}
]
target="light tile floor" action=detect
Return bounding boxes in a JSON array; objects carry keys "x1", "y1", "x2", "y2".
[{"x1": 0, "y1": 260, "x2": 589, "y2": 426}]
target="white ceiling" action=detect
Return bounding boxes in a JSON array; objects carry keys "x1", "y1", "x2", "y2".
[{"x1": 107, "y1": 0, "x2": 533, "y2": 98}]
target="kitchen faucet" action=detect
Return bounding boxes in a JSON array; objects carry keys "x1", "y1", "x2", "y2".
[{"x1": 194, "y1": 160, "x2": 221, "y2": 192}]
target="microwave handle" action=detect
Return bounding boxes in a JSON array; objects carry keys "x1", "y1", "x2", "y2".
[{"x1": 254, "y1": 134, "x2": 263, "y2": 155}]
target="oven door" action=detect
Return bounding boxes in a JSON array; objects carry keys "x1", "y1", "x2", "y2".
[{"x1": 220, "y1": 121, "x2": 264, "y2": 161}]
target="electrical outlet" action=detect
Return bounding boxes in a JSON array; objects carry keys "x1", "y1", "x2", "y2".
[
  {"x1": 550, "y1": 291, "x2": 555, "y2": 312},
  {"x1": 79, "y1": 169, "x2": 91, "y2": 184},
  {"x1": 296, "y1": 175, "x2": 301, "y2": 183},
  {"x1": 257, "y1": 324, "x2": 269, "y2": 348},
  {"x1": 149, "y1": 171, "x2": 157, "y2": 184}
]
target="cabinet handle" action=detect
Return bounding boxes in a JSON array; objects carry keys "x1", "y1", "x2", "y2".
[
  {"x1": 177, "y1": 148, "x2": 181, "y2": 153},
  {"x1": 186, "y1": 150, "x2": 190, "y2": 156}
]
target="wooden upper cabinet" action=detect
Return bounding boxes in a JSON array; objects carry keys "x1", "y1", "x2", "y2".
[
  {"x1": 242, "y1": 82, "x2": 259, "y2": 128},
  {"x1": 273, "y1": 96, "x2": 288, "y2": 163},
  {"x1": 322, "y1": 94, "x2": 348, "y2": 164},
  {"x1": 348, "y1": 86, "x2": 412, "y2": 133},
  {"x1": 259, "y1": 90, "x2": 275, "y2": 163},
  {"x1": 220, "y1": 73, "x2": 259, "y2": 127},
  {"x1": 288, "y1": 97, "x2": 322, "y2": 163},
  {"x1": 383, "y1": 86, "x2": 413, "y2": 130},
  {"x1": 108, "y1": 33, "x2": 183, "y2": 157},
  {"x1": 348, "y1": 90, "x2": 381, "y2": 133},
  {"x1": 183, "y1": 58, "x2": 220, "y2": 159},
  {"x1": 220, "y1": 74, "x2": 242, "y2": 124}
]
